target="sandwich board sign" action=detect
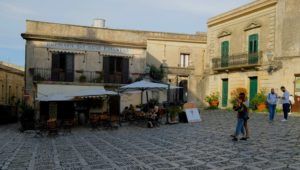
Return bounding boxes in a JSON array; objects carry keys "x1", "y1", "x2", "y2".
[{"x1": 183, "y1": 103, "x2": 201, "y2": 123}]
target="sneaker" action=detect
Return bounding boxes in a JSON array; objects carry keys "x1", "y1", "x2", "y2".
[
  {"x1": 281, "y1": 119, "x2": 287, "y2": 122},
  {"x1": 240, "y1": 137, "x2": 248, "y2": 141},
  {"x1": 232, "y1": 137, "x2": 238, "y2": 141}
]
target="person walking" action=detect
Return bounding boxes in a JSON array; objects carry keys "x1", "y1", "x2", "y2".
[
  {"x1": 280, "y1": 86, "x2": 290, "y2": 121},
  {"x1": 267, "y1": 88, "x2": 278, "y2": 122},
  {"x1": 232, "y1": 93, "x2": 248, "y2": 141}
]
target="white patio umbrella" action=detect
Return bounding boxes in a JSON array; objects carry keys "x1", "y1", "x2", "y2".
[{"x1": 119, "y1": 80, "x2": 178, "y2": 104}]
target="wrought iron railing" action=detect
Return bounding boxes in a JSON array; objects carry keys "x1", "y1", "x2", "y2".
[
  {"x1": 162, "y1": 66, "x2": 194, "y2": 76},
  {"x1": 212, "y1": 51, "x2": 262, "y2": 70},
  {"x1": 30, "y1": 68, "x2": 104, "y2": 83}
]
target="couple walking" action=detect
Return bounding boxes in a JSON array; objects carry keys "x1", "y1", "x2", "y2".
[
  {"x1": 267, "y1": 86, "x2": 291, "y2": 122},
  {"x1": 231, "y1": 93, "x2": 249, "y2": 141}
]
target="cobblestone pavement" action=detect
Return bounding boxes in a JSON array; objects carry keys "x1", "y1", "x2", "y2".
[{"x1": 1, "y1": 111, "x2": 300, "y2": 170}]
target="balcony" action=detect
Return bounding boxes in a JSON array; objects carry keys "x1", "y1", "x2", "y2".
[
  {"x1": 30, "y1": 68, "x2": 104, "y2": 84},
  {"x1": 212, "y1": 51, "x2": 262, "y2": 71},
  {"x1": 162, "y1": 66, "x2": 194, "y2": 76}
]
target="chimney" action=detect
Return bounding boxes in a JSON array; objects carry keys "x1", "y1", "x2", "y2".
[{"x1": 92, "y1": 18, "x2": 105, "y2": 28}]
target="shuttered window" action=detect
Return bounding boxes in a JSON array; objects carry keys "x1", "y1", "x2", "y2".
[
  {"x1": 180, "y1": 54, "x2": 189, "y2": 67},
  {"x1": 248, "y1": 34, "x2": 259, "y2": 64},
  {"x1": 221, "y1": 41, "x2": 229, "y2": 67}
]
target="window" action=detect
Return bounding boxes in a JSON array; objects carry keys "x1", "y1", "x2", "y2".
[
  {"x1": 16, "y1": 86, "x2": 19, "y2": 100},
  {"x1": 8, "y1": 85, "x2": 11, "y2": 104},
  {"x1": 248, "y1": 34, "x2": 259, "y2": 64},
  {"x1": 249, "y1": 34, "x2": 258, "y2": 54},
  {"x1": 1, "y1": 84, "x2": 3, "y2": 101},
  {"x1": 109, "y1": 57, "x2": 123, "y2": 74},
  {"x1": 103, "y1": 57, "x2": 129, "y2": 84},
  {"x1": 51, "y1": 53, "x2": 74, "y2": 82},
  {"x1": 180, "y1": 53, "x2": 189, "y2": 67},
  {"x1": 296, "y1": 77, "x2": 300, "y2": 93},
  {"x1": 221, "y1": 41, "x2": 229, "y2": 67}
]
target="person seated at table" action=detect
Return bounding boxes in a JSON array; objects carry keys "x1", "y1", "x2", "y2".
[
  {"x1": 129, "y1": 104, "x2": 136, "y2": 112},
  {"x1": 147, "y1": 108, "x2": 159, "y2": 128},
  {"x1": 121, "y1": 106, "x2": 129, "y2": 120}
]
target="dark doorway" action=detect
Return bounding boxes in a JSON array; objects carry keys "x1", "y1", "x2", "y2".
[
  {"x1": 51, "y1": 53, "x2": 74, "y2": 82},
  {"x1": 179, "y1": 80, "x2": 188, "y2": 103}
]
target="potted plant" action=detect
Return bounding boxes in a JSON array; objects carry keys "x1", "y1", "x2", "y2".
[
  {"x1": 250, "y1": 90, "x2": 267, "y2": 111},
  {"x1": 168, "y1": 105, "x2": 181, "y2": 122},
  {"x1": 205, "y1": 92, "x2": 220, "y2": 107},
  {"x1": 79, "y1": 75, "x2": 87, "y2": 82}
]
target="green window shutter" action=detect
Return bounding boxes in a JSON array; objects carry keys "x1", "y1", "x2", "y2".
[
  {"x1": 248, "y1": 34, "x2": 259, "y2": 64},
  {"x1": 221, "y1": 41, "x2": 229, "y2": 67},
  {"x1": 222, "y1": 79, "x2": 229, "y2": 107},
  {"x1": 249, "y1": 77, "x2": 258, "y2": 108}
]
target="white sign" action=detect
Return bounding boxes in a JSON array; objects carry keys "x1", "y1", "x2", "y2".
[
  {"x1": 45, "y1": 42, "x2": 130, "y2": 53},
  {"x1": 185, "y1": 108, "x2": 201, "y2": 123}
]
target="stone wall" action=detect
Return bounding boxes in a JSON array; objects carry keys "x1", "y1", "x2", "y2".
[{"x1": 0, "y1": 64, "x2": 24, "y2": 105}]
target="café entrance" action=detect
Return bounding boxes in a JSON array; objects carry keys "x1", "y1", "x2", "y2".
[{"x1": 292, "y1": 75, "x2": 300, "y2": 113}]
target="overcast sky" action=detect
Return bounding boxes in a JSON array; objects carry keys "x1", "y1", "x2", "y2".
[{"x1": 0, "y1": 0, "x2": 252, "y2": 66}]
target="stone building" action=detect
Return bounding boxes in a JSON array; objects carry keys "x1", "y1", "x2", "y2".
[
  {"x1": 21, "y1": 20, "x2": 206, "y2": 119},
  {"x1": 0, "y1": 61, "x2": 24, "y2": 106},
  {"x1": 0, "y1": 61, "x2": 24, "y2": 123},
  {"x1": 204, "y1": 0, "x2": 300, "y2": 112}
]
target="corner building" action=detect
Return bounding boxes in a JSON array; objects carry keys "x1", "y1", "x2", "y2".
[{"x1": 204, "y1": 0, "x2": 300, "y2": 112}]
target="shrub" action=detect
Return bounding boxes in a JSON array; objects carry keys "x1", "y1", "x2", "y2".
[
  {"x1": 230, "y1": 88, "x2": 248, "y2": 105},
  {"x1": 149, "y1": 65, "x2": 164, "y2": 81},
  {"x1": 168, "y1": 105, "x2": 182, "y2": 117},
  {"x1": 250, "y1": 90, "x2": 267, "y2": 108},
  {"x1": 205, "y1": 92, "x2": 220, "y2": 103},
  {"x1": 79, "y1": 75, "x2": 87, "y2": 82}
]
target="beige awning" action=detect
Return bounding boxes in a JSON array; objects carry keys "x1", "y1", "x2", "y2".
[
  {"x1": 100, "y1": 51, "x2": 133, "y2": 58},
  {"x1": 49, "y1": 49, "x2": 85, "y2": 54}
]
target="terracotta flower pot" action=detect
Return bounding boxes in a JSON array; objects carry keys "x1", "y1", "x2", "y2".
[
  {"x1": 209, "y1": 100, "x2": 219, "y2": 107},
  {"x1": 170, "y1": 115, "x2": 177, "y2": 122},
  {"x1": 257, "y1": 103, "x2": 266, "y2": 112}
]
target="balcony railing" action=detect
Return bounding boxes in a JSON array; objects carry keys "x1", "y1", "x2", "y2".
[
  {"x1": 212, "y1": 51, "x2": 262, "y2": 71},
  {"x1": 30, "y1": 68, "x2": 103, "y2": 83},
  {"x1": 162, "y1": 66, "x2": 194, "y2": 76}
]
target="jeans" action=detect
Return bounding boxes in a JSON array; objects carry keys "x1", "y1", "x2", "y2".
[
  {"x1": 283, "y1": 103, "x2": 290, "y2": 119},
  {"x1": 268, "y1": 104, "x2": 276, "y2": 121},
  {"x1": 235, "y1": 118, "x2": 245, "y2": 136}
]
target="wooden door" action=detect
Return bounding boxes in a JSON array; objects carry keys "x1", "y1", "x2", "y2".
[
  {"x1": 222, "y1": 79, "x2": 228, "y2": 107},
  {"x1": 292, "y1": 76, "x2": 300, "y2": 112},
  {"x1": 249, "y1": 77, "x2": 258, "y2": 107}
]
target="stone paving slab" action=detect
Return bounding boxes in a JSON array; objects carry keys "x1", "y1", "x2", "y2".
[{"x1": 0, "y1": 111, "x2": 300, "y2": 169}]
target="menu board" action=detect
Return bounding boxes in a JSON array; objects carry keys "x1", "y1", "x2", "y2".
[{"x1": 185, "y1": 108, "x2": 201, "y2": 123}]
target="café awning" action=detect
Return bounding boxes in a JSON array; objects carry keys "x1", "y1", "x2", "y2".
[{"x1": 101, "y1": 51, "x2": 133, "y2": 58}]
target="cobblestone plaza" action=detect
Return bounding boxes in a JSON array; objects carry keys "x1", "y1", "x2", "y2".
[{"x1": 1, "y1": 111, "x2": 300, "y2": 170}]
